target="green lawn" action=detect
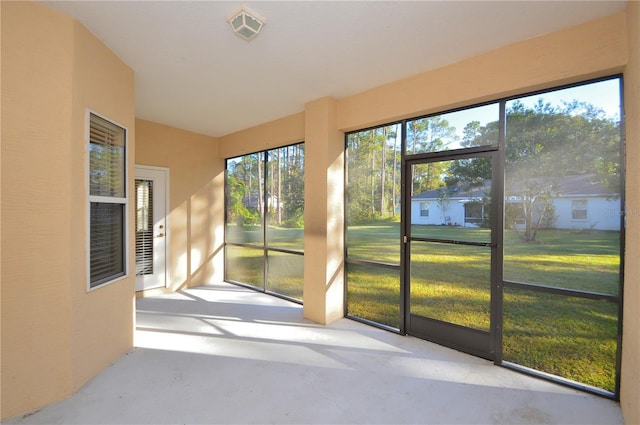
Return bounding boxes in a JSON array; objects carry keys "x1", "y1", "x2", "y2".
[
  {"x1": 226, "y1": 222, "x2": 621, "y2": 393},
  {"x1": 225, "y1": 226, "x2": 304, "y2": 300},
  {"x1": 346, "y1": 222, "x2": 620, "y2": 392}
]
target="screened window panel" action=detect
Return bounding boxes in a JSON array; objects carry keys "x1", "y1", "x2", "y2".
[
  {"x1": 225, "y1": 245, "x2": 264, "y2": 288},
  {"x1": 347, "y1": 263, "x2": 401, "y2": 329},
  {"x1": 225, "y1": 153, "x2": 265, "y2": 245},
  {"x1": 405, "y1": 103, "x2": 499, "y2": 154},
  {"x1": 266, "y1": 251, "x2": 304, "y2": 301},
  {"x1": 503, "y1": 287, "x2": 618, "y2": 393},
  {"x1": 266, "y1": 145, "x2": 305, "y2": 251},
  {"x1": 90, "y1": 114, "x2": 126, "y2": 198},
  {"x1": 225, "y1": 143, "x2": 305, "y2": 301},
  {"x1": 503, "y1": 79, "x2": 622, "y2": 294},
  {"x1": 90, "y1": 202, "x2": 125, "y2": 287},
  {"x1": 346, "y1": 124, "x2": 402, "y2": 265}
]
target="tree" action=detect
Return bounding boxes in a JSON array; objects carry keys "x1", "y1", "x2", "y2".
[
  {"x1": 406, "y1": 116, "x2": 457, "y2": 154},
  {"x1": 437, "y1": 188, "x2": 451, "y2": 225},
  {"x1": 227, "y1": 143, "x2": 305, "y2": 229},
  {"x1": 507, "y1": 99, "x2": 619, "y2": 240},
  {"x1": 450, "y1": 98, "x2": 620, "y2": 241},
  {"x1": 347, "y1": 124, "x2": 403, "y2": 223}
]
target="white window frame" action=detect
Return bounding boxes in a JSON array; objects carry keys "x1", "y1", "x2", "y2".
[
  {"x1": 86, "y1": 110, "x2": 129, "y2": 292},
  {"x1": 420, "y1": 201, "x2": 430, "y2": 217},
  {"x1": 571, "y1": 199, "x2": 588, "y2": 221}
]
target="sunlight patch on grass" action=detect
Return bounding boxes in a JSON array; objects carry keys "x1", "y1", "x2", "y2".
[{"x1": 503, "y1": 288, "x2": 617, "y2": 392}]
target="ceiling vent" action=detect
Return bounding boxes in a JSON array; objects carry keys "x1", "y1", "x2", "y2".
[{"x1": 227, "y1": 6, "x2": 266, "y2": 41}]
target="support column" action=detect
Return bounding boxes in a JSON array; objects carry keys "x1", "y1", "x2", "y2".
[
  {"x1": 621, "y1": 2, "x2": 640, "y2": 423},
  {"x1": 303, "y1": 97, "x2": 345, "y2": 325}
]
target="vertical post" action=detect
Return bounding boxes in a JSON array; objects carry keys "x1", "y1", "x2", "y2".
[{"x1": 303, "y1": 97, "x2": 345, "y2": 324}]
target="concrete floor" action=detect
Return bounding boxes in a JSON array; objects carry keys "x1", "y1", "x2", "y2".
[{"x1": 6, "y1": 282, "x2": 623, "y2": 424}]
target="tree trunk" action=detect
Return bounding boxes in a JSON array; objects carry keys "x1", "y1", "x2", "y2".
[
  {"x1": 257, "y1": 154, "x2": 264, "y2": 219},
  {"x1": 392, "y1": 133, "x2": 398, "y2": 217},
  {"x1": 380, "y1": 128, "x2": 387, "y2": 215},
  {"x1": 371, "y1": 151, "x2": 376, "y2": 216},
  {"x1": 277, "y1": 148, "x2": 282, "y2": 224}
]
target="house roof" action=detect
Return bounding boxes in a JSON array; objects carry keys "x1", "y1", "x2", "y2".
[
  {"x1": 41, "y1": 1, "x2": 627, "y2": 138},
  {"x1": 413, "y1": 175, "x2": 617, "y2": 201},
  {"x1": 413, "y1": 184, "x2": 490, "y2": 201},
  {"x1": 554, "y1": 174, "x2": 616, "y2": 196}
]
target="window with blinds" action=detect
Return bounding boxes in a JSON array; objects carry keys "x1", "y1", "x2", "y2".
[
  {"x1": 135, "y1": 179, "x2": 153, "y2": 275},
  {"x1": 88, "y1": 113, "x2": 127, "y2": 289}
]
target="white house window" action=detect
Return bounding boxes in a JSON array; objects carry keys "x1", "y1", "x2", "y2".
[
  {"x1": 572, "y1": 200, "x2": 588, "y2": 220},
  {"x1": 420, "y1": 202, "x2": 430, "y2": 217},
  {"x1": 88, "y1": 113, "x2": 127, "y2": 289}
]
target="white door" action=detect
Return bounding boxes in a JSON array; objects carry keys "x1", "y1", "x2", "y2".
[{"x1": 135, "y1": 166, "x2": 169, "y2": 291}]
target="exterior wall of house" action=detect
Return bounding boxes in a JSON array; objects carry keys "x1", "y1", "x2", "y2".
[
  {"x1": 135, "y1": 119, "x2": 223, "y2": 293},
  {"x1": 621, "y1": 2, "x2": 640, "y2": 423},
  {"x1": 552, "y1": 197, "x2": 621, "y2": 231},
  {"x1": 1, "y1": 1, "x2": 135, "y2": 420},
  {"x1": 412, "y1": 196, "x2": 622, "y2": 230},
  {"x1": 410, "y1": 199, "x2": 467, "y2": 227}
]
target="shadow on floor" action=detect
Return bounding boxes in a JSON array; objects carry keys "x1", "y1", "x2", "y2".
[{"x1": 6, "y1": 282, "x2": 623, "y2": 424}]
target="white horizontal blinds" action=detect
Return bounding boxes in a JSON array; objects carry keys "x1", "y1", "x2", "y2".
[
  {"x1": 135, "y1": 179, "x2": 154, "y2": 276},
  {"x1": 89, "y1": 114, "x2": 125, "y2": 198},
  {"x1": 89, "y1": 113, "x2": 126, "y2": 288},
  {"x1": 90, "y1": 203, "x2": 125, "y2": 285}
]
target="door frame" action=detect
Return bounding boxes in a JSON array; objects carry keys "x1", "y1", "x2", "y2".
[
  {"x1": 401, "y1": 145, "x2": 504, "y2": 362},
  {"x1": 134, "y1": 165, "x2": 170, "y2": 292}
]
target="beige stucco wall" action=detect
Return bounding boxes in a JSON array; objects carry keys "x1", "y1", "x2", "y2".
[
  {"x1": 1, "y1": 1, "x2": 135, "y2": 419},
  {"x1": 217, "y1": 112, "x2": 305, "y2": 159},
  {"x1": 621, "y1": 2, "x2": 639, "y2": 424},
  {"x1": 135, "y1": 119, "x2": 223, "y2": 292},
  {"x1": 303, "y1": 97, "x2": 345, "y2": 325},
  {"x1": 337, "y1": 12, "x2": 627, "y2": 132},
  {"x1": 69, "y1": 18, "x2": 136, "y2": 390},
  {"x1": 1, "y1": 3, "x2": 75, "y2": 417}
]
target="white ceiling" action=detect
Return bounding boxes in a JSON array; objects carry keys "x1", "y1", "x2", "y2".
[{"x1": 42, "y1": 1, "x2": 627, "y2": 138}]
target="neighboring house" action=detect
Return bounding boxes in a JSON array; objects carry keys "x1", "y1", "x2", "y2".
[
  {"x1": 238, "y1": 193, "x2": 286, "y2": 226},
  {"x1": 411, "y1": 184, "x2": 490, "y2": 227},
  {"x1": 242, "y1": 193, "x2": 283, "y2": 212},
  {"x1": 412, "y1": 175, "x2": 621, "y2": 231}
]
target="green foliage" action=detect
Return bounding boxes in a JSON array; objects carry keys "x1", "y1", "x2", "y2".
[
  {"x1": 281, "y1": 211, "x2": 304, "y2": 228},
  {"x1": 406, "y1": 116, "x2": 457, "y2": 153},
  {"x1": 540, "y1": 200, "x2": 558, "y2": 229},
  {"x1": 347, "y1": 124, "x2": 403, "y2": 221},
  {"x1": 226, "y1": 144, "x2": 305, "y2": 229},
  {"x1": 502, "y1": 99, "x2": 620, "y2": 241}
]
